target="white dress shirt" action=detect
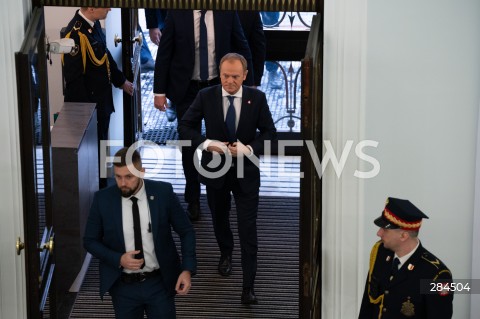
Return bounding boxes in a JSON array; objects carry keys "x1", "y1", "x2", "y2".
[
  {"x1": 193, "y1": 10, "x2": 217, "y2": 81},
  {"x1": 202, "y1": 87, "x2": 253, "y2": 156},
  {"x1": 121, "y1": 181, "x2": 160, "y2": 273},
  {"x1": 395, "y1": 239, "x2": 420, "y2": 270},
  {"x1": 222, "y1": 87, "x2": 242, "y2": 129}
]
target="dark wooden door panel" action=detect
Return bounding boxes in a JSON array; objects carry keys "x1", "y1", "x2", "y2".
[{"x1": 16, "y1": 7, "x2": 56, "y2": 319}]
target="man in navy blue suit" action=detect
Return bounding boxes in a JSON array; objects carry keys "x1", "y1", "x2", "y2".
[
  {"x1": 153, "y1": 10, "x2": 255, "y2": 221},
  {"x1": 236, "y1": 11, "x2": 266, "y2": 87},
  {"x1": 84, "y1": 147, "x2": 196, "y2": 318},
  {"x1": 179, "y1": 53, "x2": 276, "y2": 304}
]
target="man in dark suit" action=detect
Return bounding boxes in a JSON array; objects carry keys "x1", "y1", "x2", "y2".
[
  {"x1": 139, "y1": 9, "x2": 168, "y2": 74},
  {"x1": 63, "y1": 7, "x2": 133, "y2": 142},
  {"x1": 153, "y1": 10, "x2": 255, "y2": 221},
  {"x1": 359, "y1": 197, "x2": 453, "y2": 318},
  {"x1": 237, "y1": 11, "x2": 266, "y2": 87},
  {"x1": 84, "y1": 147, "x2": 196, "y2": 318},
  {"x1": 179, "y1": 53, "x2": 276, "y2": 304},
  {"x1": 144, "y1": 9, "x2": 167, "y2": 46}
]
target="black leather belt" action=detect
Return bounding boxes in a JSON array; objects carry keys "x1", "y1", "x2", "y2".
[
  {"x1": 121, "y1": 269, "x2": 161, "y2": 283},
  {"x1": 191, "y1": 77, "x2": 219, "y2": 89}
]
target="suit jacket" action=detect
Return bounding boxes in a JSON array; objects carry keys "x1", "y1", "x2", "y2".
[
  {"x1": 83, "y1": 179, "x2": 197, "y2": 297},
  {"x1": 153, "y1": 10, "x2": 254, "y2": 105},
  {"x1": 178, "y1": 85, "x2": 276, "y2": 193},
  {"x1": 63, "y1": 10, "x2": 126, "y2": 118},
  {"x1": 144, "y1": 9, "x2": 167, "y2": 30},
  {"x1": 359, "y1": 241, "x2": 453, "y2": 319},
  {"x1": 237, "y1": 11, "x2": 266, "y2": 86}
]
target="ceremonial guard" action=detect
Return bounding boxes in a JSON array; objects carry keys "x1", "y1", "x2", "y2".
[
  {"x1": 62, "y1": 7, "x2": 133, "y2": 142},
  {"x1": 359, "y1": 197, "x2": 454, "y2": 318}
]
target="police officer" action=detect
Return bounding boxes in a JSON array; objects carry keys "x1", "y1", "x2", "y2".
[{"x1": 359, "y1": 197, "x2": 454, "y2": 318}]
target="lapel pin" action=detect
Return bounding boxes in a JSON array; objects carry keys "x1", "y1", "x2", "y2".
[
  {"x1": 88, "y1": 28, "x2": 92, "y2": 33},
  {"x1": 150, "y1": 196, "x2": 154, "y2": 200},
  {"x1": 386, "y1": 256, "x2": 391, "y2": 262},
  {"x1": 248, "y1": 100, "x2": 251, "y2": 104},
  {"x1": 407, "y1": 264, "x2": 414, "y2": 271}
]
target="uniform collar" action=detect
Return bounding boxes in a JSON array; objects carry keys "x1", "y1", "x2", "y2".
[
  {"x1": 395, "y1": 239, "x2": 420, "y2": 268},
  {"x1": 78, "y1": 10, "x2": 96, "y2": 28}
]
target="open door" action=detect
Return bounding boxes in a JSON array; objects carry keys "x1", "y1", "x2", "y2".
[
  {"x1": 299, "y1": 14, "x2": 323, "y2": 318},
  {"x1": 15, "y1": 6, "x2": 56, "y2": 319},
  {"x1": 120, "y1": 8, "x2": 142, "y2": 146}
]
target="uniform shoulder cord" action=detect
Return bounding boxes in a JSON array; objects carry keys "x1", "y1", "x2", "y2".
[
  {"x1": 61, "y1": 26, "x2": 111, "y2": 82},
  {"x1": 368, "y1": 240, "x2": 385, "y2": 319}
]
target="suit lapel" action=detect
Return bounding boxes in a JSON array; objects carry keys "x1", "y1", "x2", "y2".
[
  {"x1": 214, "y1": 87, "x2": 230, "y2": 140},
  {"x1": 185, "y1": 11, "x2": 196, "y2": 62},
  {"x1": 144, "y1": 180, "x2": 160, "y2": 237},
  {"x1": 212, "y1": 11, "x2": 222, "y2": 65},
  {"x1": 236, "y1": 86, "x2": 251, "y2": 139}
]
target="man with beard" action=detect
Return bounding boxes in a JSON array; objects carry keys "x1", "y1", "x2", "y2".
[{"x1": 84, "y1": 147, "x2": 196, "y2": 318}]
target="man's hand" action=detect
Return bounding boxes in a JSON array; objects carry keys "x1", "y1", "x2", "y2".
[
  {"x1": 120, "y1": 250, "x2": 144, "y2": 270},
  {"x1": 149, "y1": 28, "x2": 162, "y2": 46},
  {"x1": 121, "y1": 80, "x2": 134, "y2": 96},
  {"x1": 175, "y1": 270, "x2": 192, "y2": 295},
  {"x1": 154, "y1": 95, "x2": 169, "y2": 112},
  {"x1": 228, "y1": 141, "x2": 252, "y2": 157},
  {"x1": 207, "y1": 141, "x2": 230, "y2": 154}
]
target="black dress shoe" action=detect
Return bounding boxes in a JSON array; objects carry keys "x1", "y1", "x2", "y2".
[
  {"x1": 241, "y1": 287, "x2": 258, "y2": 305},
  {"x1": 218, "y1": 255, "x2": 232, "y2": 276},
  {"x1": 186, "y1": 202, "x2": 200, "y2": 221}
]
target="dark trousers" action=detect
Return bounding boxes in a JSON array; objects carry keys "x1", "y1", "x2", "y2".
[
  {"x1": 206, "y1": 168, "x2": 259, "y2": 288},
  {"x1": 175, "y1": 78, "x2": 220, "y2": 204},
  {"x1": 109, "y1": 274, "x2": 175, "y2": 319},
  {"x1": 97, "y1": 111, "x2": 111, "y2": 188}
]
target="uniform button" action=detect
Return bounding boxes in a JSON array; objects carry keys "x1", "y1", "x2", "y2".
[
  {"x1": 385, "y1": 290, "x2": 389, "y2": 295},
  {"x1": 383, "y1": 307, "x2": 387, "y2": 312}
]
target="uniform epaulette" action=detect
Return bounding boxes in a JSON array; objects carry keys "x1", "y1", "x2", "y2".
[
  {"x1": 73, "y1": 21, "x2": 82, "y2": 31},
  {"x1": 421, "y1": 251, "x2": 446, "y2": 270}
]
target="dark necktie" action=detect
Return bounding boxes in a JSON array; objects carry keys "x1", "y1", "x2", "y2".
[
  {"x1": 199, "y1": 10, "x2": 208, "y2": 81},
  {"x1": 130, "y1": 196, "x2": 145, "y2": 268},
  {"x1": 391, "y1": 257, "x2": 400, "y2": 276},
  {"x1": 93, "y1": 21, "x2": 105, "y2": 45},
  {"x1": 225, "y1": 96, "x2": 236, "y2": 143}
]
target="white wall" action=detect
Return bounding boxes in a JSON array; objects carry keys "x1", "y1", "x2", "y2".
[
  {"x1": 105, "y1": 8, "x2": 125, "y2": 142},
  {"x1": 0, "y1": 0, "x2": 31, "y2": 318},
  {"x1": 324, "y1": 0, "x2": 480, "y2": 318},
  {"x1": 45, "y1": 6, "x2": 77, "y2": 124},
  {"x1": 364, "y1": 0, "x2": 479, "y2": 318},
  {"x1": 471, "y1": 101, "x2": 480, "y2": 316}
]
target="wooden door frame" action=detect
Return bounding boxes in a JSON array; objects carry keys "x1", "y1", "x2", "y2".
[
  {"x1": 121, "y1": 8, "x2": 142, "y2": 146},
  {"x1": 299, "y1": 13, "x2": 323, "y2": 318},
  {"x1": 15, "y1": 6, "x2": 56, "y2": 319}
]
